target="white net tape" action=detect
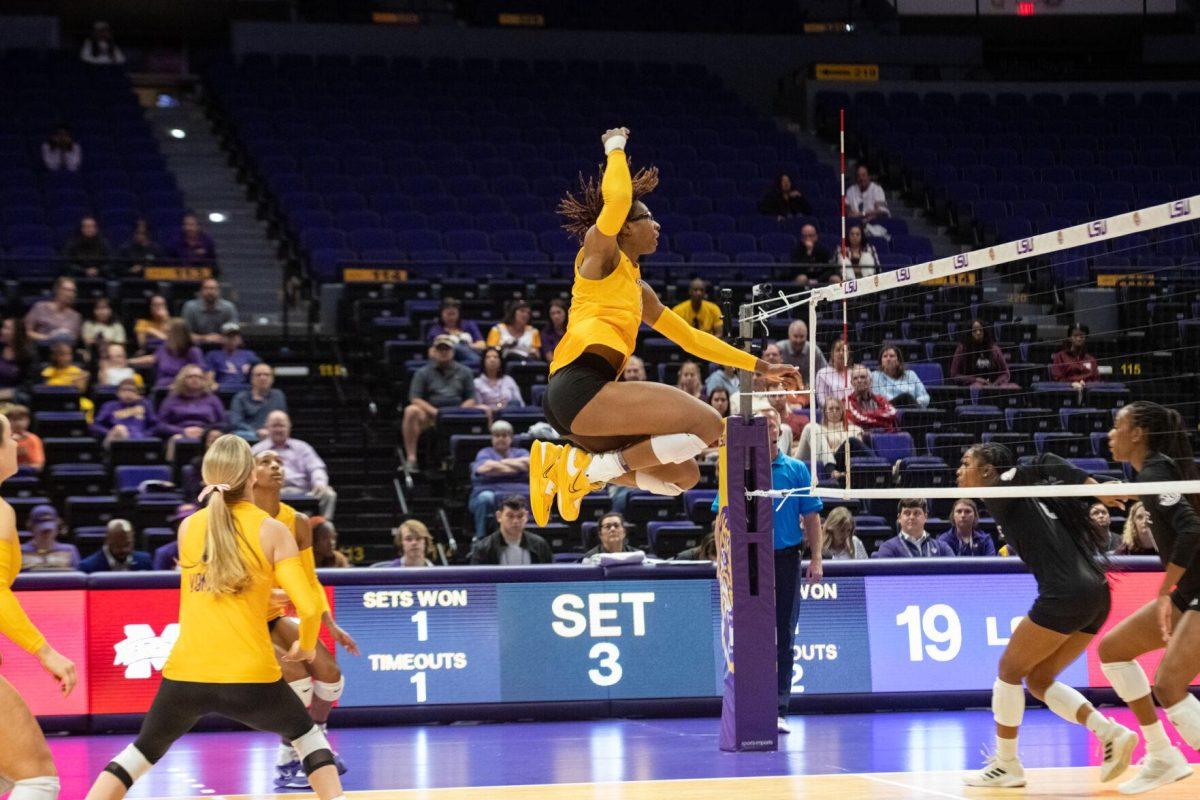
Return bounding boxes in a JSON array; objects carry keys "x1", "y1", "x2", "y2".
[{"x1": 750, "y1": 480, "x2": 1200, "y2": 502}]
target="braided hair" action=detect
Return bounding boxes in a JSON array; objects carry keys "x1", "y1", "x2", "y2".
[{"x1": 557, "y1": 162, "x2": 660, "y2": 243}]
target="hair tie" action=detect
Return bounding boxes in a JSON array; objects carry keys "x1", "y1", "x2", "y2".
[{"x1": 198, "y1": 483, "x2": 230, "y2": 502}]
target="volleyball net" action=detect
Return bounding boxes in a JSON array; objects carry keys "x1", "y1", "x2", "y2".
[{"x1": 737, "y1": 194, "x2": 1200, "y2": 505}]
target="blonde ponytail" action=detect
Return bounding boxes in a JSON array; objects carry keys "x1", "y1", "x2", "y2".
[{"x1": 192, "y1": 434, "x2": 259, "y2": 594}]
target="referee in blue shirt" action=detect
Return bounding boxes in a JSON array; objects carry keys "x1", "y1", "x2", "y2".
[{"x1": 715, "y1": 407, "x2": 823, "y2": 732}]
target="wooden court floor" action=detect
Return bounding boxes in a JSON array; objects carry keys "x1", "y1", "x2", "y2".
[{"x1": 148, "y1": 766, "x2": 1197, "y2": 800}]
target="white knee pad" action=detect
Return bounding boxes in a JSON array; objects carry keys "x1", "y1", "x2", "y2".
[
  {"x1": 292, "y1": 725, "x2": 332, "y2": 760},
  {"x1": 105, "y1": 744, "x2": 152, "y2": 789},
  {"x1": 993, "y1": 678, "x2": 1026, "y2": 728},
  {"x1": 289, "y1": 676, "x2": 314, "y2": 707},
  {"x1": 9, "y1": 776, "x2": 59, "y2": 799},
  {"x1": 649, "y1": 433, "x2": 707, "y2": 465},
  {"x1": 1165, "y1": 695, "x2": 1200, "y2": 749},
  {"x1": 313, "y1": 676, "x2": 345, "y2": 703},
  {"x1": 634, "y1": 471, "x2": 683, "y2": 496},
  {"x1": 1044, "y1": 681, "x2": 1088, "y2": 725},
  {"x1": 1102, "y1": 660, "x2": 1152, "y2": 702}
]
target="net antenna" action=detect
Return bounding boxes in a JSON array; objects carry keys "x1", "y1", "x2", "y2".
[{"x1": 738, "y1": 193, "x2": 1200, "y2": 504}]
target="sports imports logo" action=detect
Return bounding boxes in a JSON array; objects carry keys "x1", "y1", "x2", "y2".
[
  {"x1": 1169, "y1": 199, "x2": 1192, "y2": 219},
  {"x1": 113, "y1": 623, "x2": 180, "y2": 678},
  {"x1": 1087, "y1": 220, "x2": 1108, "y2": 238}
]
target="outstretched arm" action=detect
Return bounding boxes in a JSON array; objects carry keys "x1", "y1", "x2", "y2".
[{"x1": 579, "y1": 127, "x2": 633, "y2": 280}]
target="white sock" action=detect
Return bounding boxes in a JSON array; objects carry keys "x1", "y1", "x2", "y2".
[
  {"x1": 318, "y1": 722, "x2": 328, "y2": 734},
  {"x1": 996, "y1": 735, "x2": 1018, "y2": 761},
  {"x1": 1085, "y1": 710, "x2": 1115, "y2": 739},
  {"x1": 277, "y1": 743, "x2": 296, "y2": 765},
  {"x1": 1143, "y1": 720, "x2": 1173, "y2": 755},
  {"x1": 1165, "y1": 695, "x2": 1200, "y2": 749},
  {"x1": 584, "y1": 451, "x2": 626, "y2": 484},
  {"x1": 634, "y1": 471, "x2": 683, "y2": 496}
]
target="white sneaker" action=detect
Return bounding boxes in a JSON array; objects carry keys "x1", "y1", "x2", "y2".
[
  {"x1": 964, "y1": 755, "x2": 1026, "y2": 788},
  {"x1": 1100, "y1": 722, "x2": 1140, "y2": 782},
  {"x1": 1118, "y1": 748, "x2": 1193, "y2": 795},
  {"x1": 777, "y1": 717, "x2": 791, "y2": 734}
]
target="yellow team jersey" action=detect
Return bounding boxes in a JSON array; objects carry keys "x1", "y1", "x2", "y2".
[
  {"x1": 164, "y1": 502, "x2": 283, "y2": 683},
  {"x1": 266, "y1": 503, "x2": 298, "y2": 622},
  {"x1": 549, "y1": 248, "x2": 642, "y2": 376},
  {"x1": 670, "y1": 299, "x2": 723, "y2": 337},
  {"x1": 0, "y1": 534, "x2": 47, "y2": 655}
]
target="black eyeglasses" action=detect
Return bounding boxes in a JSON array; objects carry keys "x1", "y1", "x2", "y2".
[{"x1": 627, "y1": 213, "x2": 652, "y2": 223}]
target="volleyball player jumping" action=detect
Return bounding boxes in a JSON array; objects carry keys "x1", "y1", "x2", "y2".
[
  {"x1": 1097, "y1": 401, "x2": 1200, "y2": 794},
  {"x1": 531, "y1": 127, "x2": 798, "y2": 525},
  {"x1": 956, "y1": 444, "x2": 1136, "y2": 788},
  {"x1": 0, "y1": 413, "x2": 76, "y2": 800},
  {"x1": 252, "y1": 450, "x2": 358, "y2": 789},
  {"x1": 85, "y1": 435, "x2": 347, "y2": 800}
]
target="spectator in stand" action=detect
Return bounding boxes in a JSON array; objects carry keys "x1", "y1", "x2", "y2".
[
  {"x1": 82, "y1": 297, "x2": 126, "y2": 354},
  {"x1": 134, "y1": 294, "x2": 172, "y2": 353},
  {"x1": 378, "y1": 520, "x2": 435, "y2": 567},
  {"x1": 41, "y1": 341, "x2": 88, "y2": 393},
  {"x1": 540, "y1": 298, "x2": 569, "y2": 363},
  {"x1": 181, "y1": 425, "x2": 227, "y2": 503},
  {"x1": 582, "y1": 512, "x2": 643, "y2": 564},
  {"x1": 839, "y1": 224, "x2": 880, "y2": 281},
  {"x1": 7, "y1": 405, "x2": 44, "y2": 471},
  {"x1": 846, "y1": 365, "x2": 896, "y2": 432},
  {"x1": 676, "y1": 361, "x2": 705, "y2": 401},
  {"x1": 230, "y1": 363, "x2": 287, "y2": 441},
  {"x1": 873, "y1": 498, "x2": 953, "y2": 558},
  {"x1": 872, "y1": 345, "x2": 929, "y2": 408},
  {"x1": 312, "y1": 517, "x2": 350, "y2": 567},
  {"x1": 676, "y1": 530, "x2": 718, "y2": 562},
  {"x1": 936, "y1": 498, "x2": 996, "y2": 557},
  {"x1": 167, "y1": 213, "x2": 217, "y2": 265},
  {"x1": 671, "y1": 278, "x2": 724, "y2": 337},
  {"x1": 758, "y1": 173, "x2": 812, "y2": 219},
  {"x1": 468, "y1": 494, "x2": 553, "y2": 565},
  {"x1": 20, "y1": 505, "x2": 81, "y2": 571},
  {"x1": 92, "y1": 377, "x2": 157, "y2": 446},
  {"x1": 402, "y1": 335, "x2": 477, "y2": 473},
  {"x1": 622, "y1": 355, "x2": 647, "y2": 382},
  {"x1": 134, "y1": 318, "x2": 203, "y2": 389},
  {"x1": 156, "y1": 365, "x2": 226, "y2": 458},
  {"x1": 25, "y1": 277, "x2": 82, "y2": 345},
  {"x1": 467, "y1": 420, "x2": 531, "y2": 540},
  {"x1": 64, "y1": 216, "x2": 112, "y2": 278},
  {"x1": 487, "y1": 299, "x2": 541, "y2": 362},
  {"x1": 204, "y1": 322, "x2": 259, "y2": 388},
  {"x1": 78, "y1": 519, "x2": 151, "y2": 573},
  {"x1": 251, "y1": 411, "x2": 338, "y2": 519},
  {"x1": 796, "y1": 397, "x2": 867, "y2": 479},
  {"x1": 1088, "y1": 501, "x2": 1121, "y2": 553},
  {"x1": 708, "y1": 386, "x2": 731, "y2": 418},
  {"x1": 79, "y1": 20, "x2": 125, "y2": 64},
  {"x1": 777, "y1": 320, "x2": 827, "y2": 372},
  {"x1": 790, "y1": 224, "x2": 832, "y2": 271},
  {"x1": 41, "y1": 124, "x2": 81, "y2": 172},
  {"x1": 474, "y1": 346, "x2": 523, "y2": 416},
  {"x1": 845, "y1": 163, "x2": 890, "y2": 224},
  {"x1": 0, "y1": 318, "x2": 33, "y2": 401},
  {"x1": 705, "y1": 363, "x2": 738, "y2": 397},
  {"x1": 118, "y1": 218, "x2": 162, "y2": 277},
  {"x1": 813, "y1": 339, "x2": 852, "y2": 409},
  {"x1": 182, "y1": 278, "x2": 238, "y2": 345},
  {"x1": 152, "y1": 503, "x2": 198, "y2": 571},
  {"x1": 1115, "y1": 501, "x2": 1158, "y2": 555},
  {"x1": 428, "y1": 297, "x2": 484, "y2": 366},
  {"x1": 1050, "y1": 323, "x2": 1101, "y2": 387},
  {"x1": 98, "y1": 342, "x2": 140, "y2": 388},
  {"x1": 820, "y1": 506, "x2": 867, "y2": 560},
  {"x1": 950, "y1": 319, "x2": 1016, "y2": 387}
]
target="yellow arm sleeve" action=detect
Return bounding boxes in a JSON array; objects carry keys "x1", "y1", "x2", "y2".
[
  {"x1": 651, "y1": 306, "x2": 759, "y2": 372},
  {"x1": 298, "y1": 546, "x2": 330, "y2": 615},
  {"x1": 595, "y1": 149, "x2": 633, "y2": 236},
  {"x1": 274, "y1": 555, "x2": 321, "y2": 651},
  {"x1": 0, "y1": 543, "x2": 47, "y2": 654}
]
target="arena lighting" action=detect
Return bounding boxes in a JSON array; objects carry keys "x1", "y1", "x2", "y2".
[
  {"x1": 169, "y1": 128, "x2": 186, "y2": 139},
  {"x1": 208, "y1": 212, "x2": 226, "y2": 223},
  {"x1": 1016, "y1": 1, "x2": 1036, "y2": 15}
]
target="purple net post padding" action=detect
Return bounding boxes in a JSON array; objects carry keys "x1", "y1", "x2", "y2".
[{"x1": 718, "y1": 415, "x2": 778, "y2": 752}]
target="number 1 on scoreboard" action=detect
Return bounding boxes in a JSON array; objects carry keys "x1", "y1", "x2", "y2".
[
  {"x1": 411, "y1": 672, "x2": 427, "y2": 703},
  {"x1": 411, "y1": 610, "x2": 428, "y2": 642}
]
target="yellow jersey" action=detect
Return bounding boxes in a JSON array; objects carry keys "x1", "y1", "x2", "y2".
[
  {"x1": 165, "y1": 501, "x2": 286, "y2": 683},
  {"x1": 0, "y1": 534, "x2": 46, "y2": 655},
  {"x1": 266, "y1": 502, "x2": 330, "y2": 620},
  {"x1": 549, "y1": 248, "x2": 642, "y2": 376},
  {"x1": 670, "y1": 299, "x2": 723, "y2": 337}
]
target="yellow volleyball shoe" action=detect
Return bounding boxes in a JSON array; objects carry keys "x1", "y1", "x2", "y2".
[
  {"x1": 556, "y1": 444, "x2": 604, "y2": 522},
  {"x1": 529, "y1": 441, "x2": 564, "y2": 527}
]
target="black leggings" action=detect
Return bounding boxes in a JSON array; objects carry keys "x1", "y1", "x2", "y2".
[{"x1": 132, "y1": 678, "x2": 327, "y2": 769}]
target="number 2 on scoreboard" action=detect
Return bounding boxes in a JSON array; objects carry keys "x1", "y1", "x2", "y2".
[{"x1": 895, "y1": 604, "x2": 962, "y2": 662}]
